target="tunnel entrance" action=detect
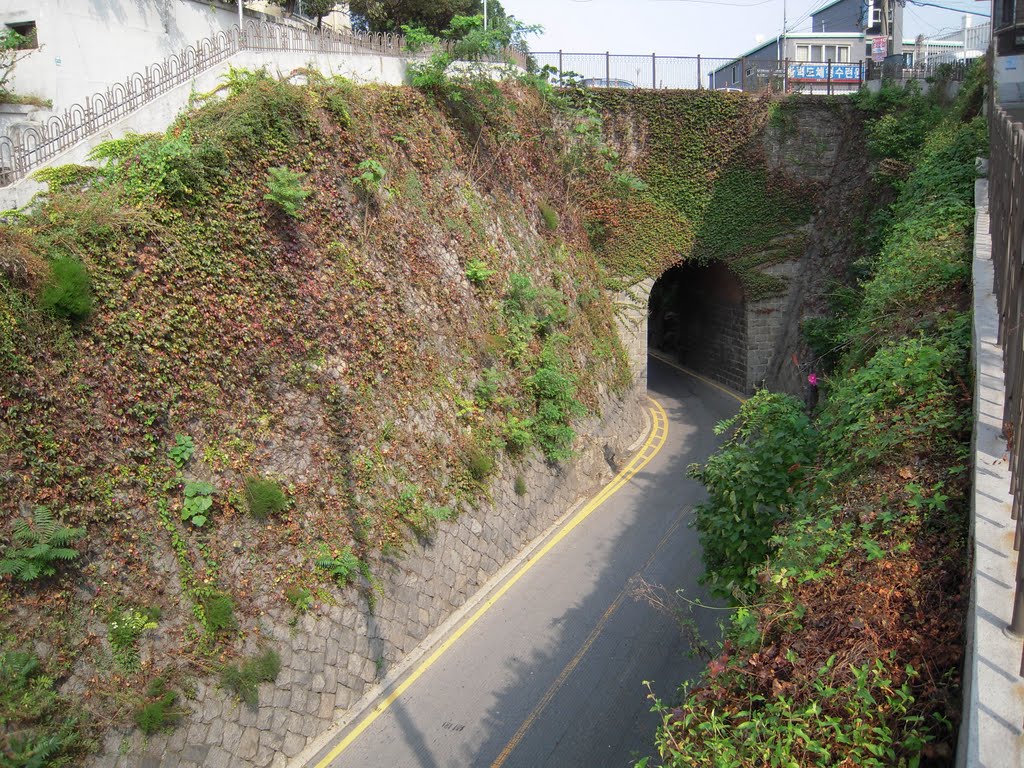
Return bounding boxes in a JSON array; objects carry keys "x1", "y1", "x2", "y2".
[{"x1": 648, "y1": 261, "x2": 747, "y2": 393}]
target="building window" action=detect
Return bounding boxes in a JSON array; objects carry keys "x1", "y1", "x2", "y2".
[
  {"x1": 796, "y1": 44, "x2": 850, "y2": 63},
  {"x1": 5, "y1": 21, "x2": 37, "y2": 49}
]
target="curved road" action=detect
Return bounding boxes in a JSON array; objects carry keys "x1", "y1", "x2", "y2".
[{"x1": 303, "y1": 357, "x2": 741, "y2": 768}]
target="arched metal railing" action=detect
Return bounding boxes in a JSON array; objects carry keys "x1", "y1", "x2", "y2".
[{"x1": 0, "y1": 20, "x2": 527, "y2": 187}]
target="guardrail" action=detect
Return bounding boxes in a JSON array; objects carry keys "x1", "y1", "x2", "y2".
[
  {"x1": 0, "y1": 20, "x2": 526, "y2": 187},
  {"x1": 987, "y1": 104, "x2": 1024, "y2": 658}
]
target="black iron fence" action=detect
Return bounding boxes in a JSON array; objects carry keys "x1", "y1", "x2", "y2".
[
  {"x1": 0, "y1": 21, "x2": 525, "y2": 187},
  {"x1": 987, "y1": 102, "x2": 1024, "y2": 666}
]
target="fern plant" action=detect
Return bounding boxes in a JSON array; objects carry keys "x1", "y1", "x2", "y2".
[
  {"x1": 314, "y1": 545, "x2": 360, "y2": 586},
  {"x1": 0, "y1": 507, "x2": 85, "y2": 582}
]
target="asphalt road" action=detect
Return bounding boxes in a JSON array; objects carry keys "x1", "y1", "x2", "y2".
[{"x1": 304, "y1": 357, "x2": 742, "y2": 768}]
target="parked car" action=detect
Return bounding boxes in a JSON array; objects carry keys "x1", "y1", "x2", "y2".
[{"x1": 581, "y1": 78, "x2": 636, "y2": 89}]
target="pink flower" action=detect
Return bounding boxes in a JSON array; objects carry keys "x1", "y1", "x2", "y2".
[{"x1": 807, "y1": 373, "x2": 818, "y2": 387}]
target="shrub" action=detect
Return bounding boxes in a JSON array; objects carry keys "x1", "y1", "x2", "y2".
[
  {"x1": 244, "y1": 477, "x2": 288, "y2": 519},
  {"x1": 168, "y1": 434, "x2": 195, "y2": 469},
  {"x1": 539, "y1": 201, "x2": 559, "y2": 231},
  {"x1": 39, "y1": 257, "x2": 93, "y2": 322},
  {"x1": 264, "y1": 166, "x2": 310, "y2": 218},
  {"x1": 465, "y1": 259, "x2": 496, "y2": 286},
  {"x1": 108, "y1": 605, "x2": 160, "y2": 672},
  {"x1": 284, "y1": 584, "x2": 313, "y2": 612},
  {"x1": 464, "y1": 443, "x2": 495, "y2": 481},
  {"x1": 0, "y1": 507, "x2": 85, "y2": 582},
  {"x1": 502, "y1": 415, "x2": 534, "y2": 456},
  {"x1": 134, "y1": 677, "x2": 181, "y2": 735},
  {"x1": 689, "y1": 391, "x2": 817, "y2": 597},
  {"x1": 220, "y1": 649, "x2": 281, "y2": 709},
  {"x1": 180, "y1": 481, "x2": 214, "y2": 528},
  {"x1": 0, "y1": 648, "x2": 84, "y2": 765},
  {"x1": 514, "y1": 474, "x2": 527, "y2": 496},
  {"x1": 199, "y1": 591, "x2": 236, "y2": 634},
  {"x1": 352, "y1": 158, "x2": 387, "y2": 196},
  {"x1": 315, "y1": 545, "x2": 360, "y2": 586}
]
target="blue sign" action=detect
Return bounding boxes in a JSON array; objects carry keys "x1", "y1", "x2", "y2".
[{"x1": 788, "y1": 63, "x2": 862, "y2": 82}]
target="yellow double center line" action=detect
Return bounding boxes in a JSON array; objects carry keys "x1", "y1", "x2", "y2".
[{"x1": 312, "y1": 397, "x2": 669, "y2": 767}]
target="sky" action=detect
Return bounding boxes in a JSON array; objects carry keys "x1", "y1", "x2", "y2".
[{"x1": 496, "y1": 0, "x2": 992, "y2": 58}]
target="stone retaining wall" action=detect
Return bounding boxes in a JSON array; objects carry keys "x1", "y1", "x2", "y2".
[{"x1": 90, "y1": 385, "x2": 647, "y2": 768}]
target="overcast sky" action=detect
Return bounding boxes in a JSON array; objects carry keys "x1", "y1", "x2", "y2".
[{"x1": 497, "y1": 0, "x2": 991, "y2": 57}]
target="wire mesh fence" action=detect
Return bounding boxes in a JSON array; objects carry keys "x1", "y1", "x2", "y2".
[
  {"x1": 532, "y1": 51, "x2": 734, "y2": 90},
  {"x1": 532, "y1": 51, "x2": 868, "y2": 94}
]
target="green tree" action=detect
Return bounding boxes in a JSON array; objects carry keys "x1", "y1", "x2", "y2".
[
  {"x1": 270, "y1": 0, "x2": 340, "y2": 30},
  {"x1": 349, "y1": 0, "x2": 528, "y2": 41}
]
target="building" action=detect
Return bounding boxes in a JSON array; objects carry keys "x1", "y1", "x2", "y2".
[{"x1": 708, "y1": 0, "x2": 966, "y2": 93}]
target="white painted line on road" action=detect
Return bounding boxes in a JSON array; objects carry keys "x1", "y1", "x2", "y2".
[{"x1": 307, "y1": 398, "x2": 669, "y2": 768}]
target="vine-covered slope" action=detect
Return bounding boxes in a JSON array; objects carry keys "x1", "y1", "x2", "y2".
[{"x1": 642, "y1": 72, "x2": 987, "y2": 767}]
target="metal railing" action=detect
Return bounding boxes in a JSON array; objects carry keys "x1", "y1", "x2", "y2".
[
  {"x1": 532, "y1": 51, "x2": 865, "y2": 94},
  {"x1": 987, "y1": 102, "x2": 1024, "y2": 667},
  {"x1": 0, "y1": 20, "x2": 526, "y2": 186}
]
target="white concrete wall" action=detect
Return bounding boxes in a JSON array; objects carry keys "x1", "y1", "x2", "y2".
[
  {"x1": 0, "y1": 0, "x2": 254, "y2": 113},
  {"x1": 0, "y1": 48, "x2": 408, "y2": 211}
]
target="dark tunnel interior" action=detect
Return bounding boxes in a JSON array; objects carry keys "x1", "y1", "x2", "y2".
[{"x1": 648, "y1": 261, "x2": 747, "y2": 392}]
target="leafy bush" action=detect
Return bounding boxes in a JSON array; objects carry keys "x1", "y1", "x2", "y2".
[
  {"x1": 108, "y1": 605, "x2": 160, "y2": 672},
  {"x1": 539, "y1": 201, "x2": 559, "y2": 231},
  {"x1": 352, "y1": 158, "x2": 387, "y2": 196},
  {"x1": 514, "y1": 474, "x2": 527, "y2": 496},
  {"x1": 220, "y1": 649, "x2": 281, "y2": 709},
  {"x1": 39, "y1": 257, "x2": 94, "y2": 322},
  {"x1": 168, "y1": 435, "x2": 195, "y2": 469},
  {"x1": 464, "y1": 443, "x2": 495, "y2": 481},
  {"x1": 0, "y1": 648, "x2": 85, "y2": 766},
  {"x1": 180, "y1": 481, "x2": 214, "y2": 528},
  {"x1": 264, "y1": 166, "x2": 310, "y2": 218},
  {"x1": 198, "y1": 591, "x2": 236, "y2": 634},
  {"x1": 284, "y1": 584, "x2": 314, "y2": 613},
  {"x1": 0, "y1": 507, "x2": 85, "y2": 583},
  {"x1": 465, "y1": 259, "x2": 496, "y2": 286},
  {"x1": 244, "y1": 476, "x2": 288, "y2": 519},
  {"x1": 645, "y1": 657, "x2": 929, "y2": 767},
  {"x1": 689, "y1": 391, "x2": 817, "y2": 596},
  {"x1": 134, "y1": 676, "x2": 181, "y2": 735},
  {"x1": 315, "y1": 545, "x2": 360, "y2": 586}
]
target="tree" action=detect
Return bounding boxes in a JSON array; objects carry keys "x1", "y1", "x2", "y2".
[
  {"x1": 269, "y1": 0, "x2": 340, "y2": 31},
  {"x1": 348, "y1": 0, "x2": 494, "y2": 37},
  {"x1": 0, "y1": 29, "x2": 34, "y2": 98}
]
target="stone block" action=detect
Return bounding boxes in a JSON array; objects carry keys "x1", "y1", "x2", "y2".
[
  {"x1": 204, "y1": 746, "x2": 232, "y2": 768},
  {"x1": 282, "y1": 731, "x2": 307, "y2": 759},
  {"x1": 237, "y1": 728, "x2": 260, "y2": 760}
]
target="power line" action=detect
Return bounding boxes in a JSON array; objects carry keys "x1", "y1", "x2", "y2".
[{"x1": 907, "y1": 0, "x2": 990, "y2": 16}]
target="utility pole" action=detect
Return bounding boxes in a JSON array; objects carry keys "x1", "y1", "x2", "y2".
[
  {"x1": 881, "y1": 0, "x2": 894, "y2": 60},
  {"x1": 484, "y1": 0, "x2": 488, "y2": 30},
  {"x1": 237, "y1": 0, "x2": 243, "y2": 30}
]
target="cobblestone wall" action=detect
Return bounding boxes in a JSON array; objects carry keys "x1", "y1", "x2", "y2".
[{"x1": 90, "y1": 387, "x2": 647, "y2": 768}]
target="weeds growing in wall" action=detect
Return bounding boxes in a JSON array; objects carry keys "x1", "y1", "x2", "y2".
[{"x1": 0, "y1": 62, "x2": 635, "y2": 752}]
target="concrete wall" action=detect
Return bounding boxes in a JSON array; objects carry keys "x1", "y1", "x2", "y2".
[
  {"x1": 0, "y1": 1, "x2": 275, "y2": 113},
  {"x1": 0, "y1": 48, "x2": 408, "y2": 211},
  {"x1": 956, "y1": 178, "x2": 1024, "y2": 768},
  {"x1": 87, "y1": 386, "x2": 648, "y2": 768}
]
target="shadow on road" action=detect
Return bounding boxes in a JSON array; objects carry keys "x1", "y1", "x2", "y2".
[{"x1": 459, "y1": 359, "x2": 741, "y2": 768}]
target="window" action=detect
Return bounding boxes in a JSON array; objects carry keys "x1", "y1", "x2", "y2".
[
  {"x1": 5, "y1": 21, "x2": 37, "y2": 49},
  {"x1": 866, "y1": 42, "x2": 873, "y2": 56},
  {"x1": 795, "y1": 44, "x2": 850, "y2": 63},
  {"x1": 796, "y1": 44, "x2": 810, "y2": 61}
]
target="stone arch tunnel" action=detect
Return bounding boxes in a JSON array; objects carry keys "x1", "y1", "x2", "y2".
[{"x1": 647, "y1": 261, "x2": 748, "y2": 393}]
